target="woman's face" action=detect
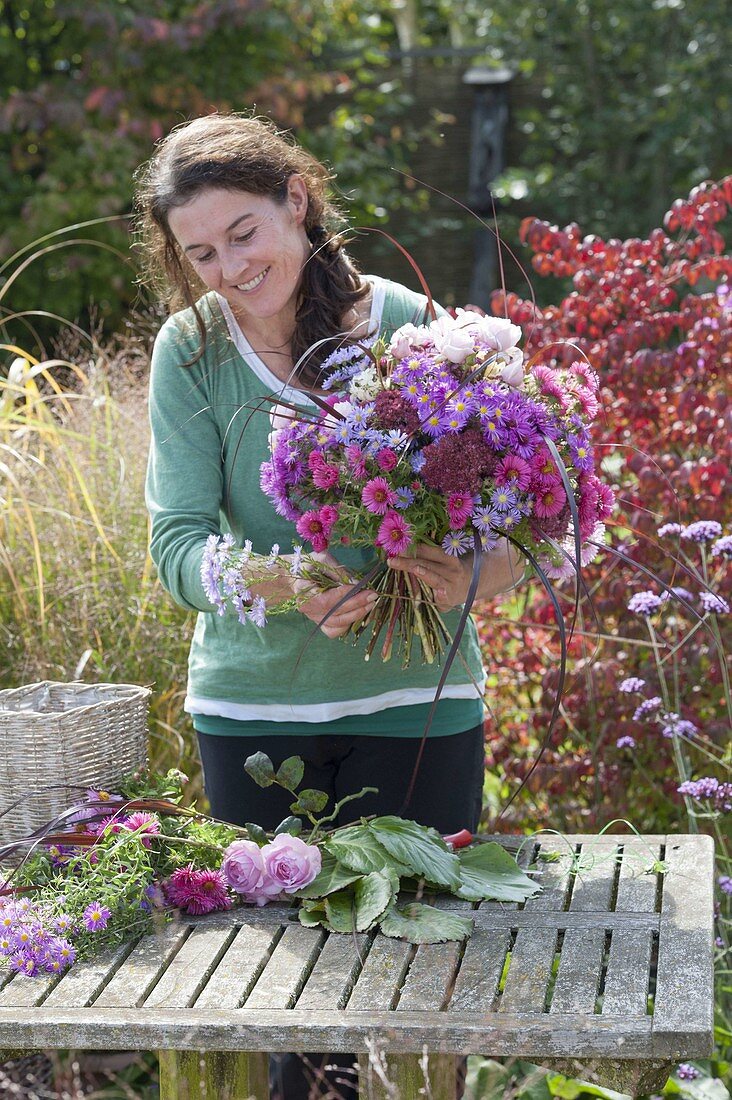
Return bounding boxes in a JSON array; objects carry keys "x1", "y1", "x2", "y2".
[{"x1": 167, "y1": 178, "x2": 311, "y2": 331}]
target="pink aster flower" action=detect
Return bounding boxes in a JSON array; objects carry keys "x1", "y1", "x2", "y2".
[
  {"x1": 447, "y1": 491, "x2": 474, "y2": 528},
  {"x1": 295, "y1": 509, "x2": 330, "y2": 552},
  {"x1": 376, "y1": 448, "x2": 399, "y2": 472},
  {"x1": 311, "y1": 462, "x2": 340, "y2": 490},
  {"x1": 345, "y1": 444, "x2": 368, "y2": 479},
  {"x1": 377, "y1": 511, "x2": 413, "y2": 556},
  {"x1": 123, "y1": 812, "x2": 161, "y2": 849},
  {"x1": 165, "y1": 865, "x2": 232, "y2": 915},
  {"x1": 534, "y1": 483, "x2": 568, "y2": 519},
  {"x1": 362, "y1": 477, "x2": 397, "y2": 515},
  {"x1": 495, "y1": 455, "x2": 532, "y2": 491}
]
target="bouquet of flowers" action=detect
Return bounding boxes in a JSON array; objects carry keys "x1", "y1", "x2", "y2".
[
  {"x1": 0, "y1": 763, "x2": 540, "y2": 978},
  {"x1": 204, "y1": 309, "x2": 615, "y2": 665}
]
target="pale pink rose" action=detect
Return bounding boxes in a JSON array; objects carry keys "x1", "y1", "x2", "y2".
[
  {"x1": 222, "y1": 840, "x2": 267, "y2": 895},
  {"x1": 432, "y1": 323, "x2": 475, "y2": 364},
  {"x1": 262, "y1": 834, "x2": 322, "y2": 892},
  {"x1": 389, "y1": 322, "x2": 431, "y2": 358},
  {"x1": 471, "y1": 315, "x2": 522, "y2": 352}
]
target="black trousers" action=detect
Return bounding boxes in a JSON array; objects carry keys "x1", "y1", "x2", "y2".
[{"x1": 196, "y1": 724, "x2": 485, "y2": 1099}]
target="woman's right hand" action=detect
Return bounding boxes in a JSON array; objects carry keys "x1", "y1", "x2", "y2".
[{"x1": 292, "y1": 551, "x2": 378, "y2": 638}]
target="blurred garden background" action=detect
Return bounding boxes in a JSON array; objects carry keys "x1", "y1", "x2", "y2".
[{"x1": 0, "y1": 0, "x2": 730, "y2": 1096}]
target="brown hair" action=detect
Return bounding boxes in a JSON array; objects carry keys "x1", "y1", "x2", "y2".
[{"x1": 133, "y1": 112, "x2": 369, "y2": 385}]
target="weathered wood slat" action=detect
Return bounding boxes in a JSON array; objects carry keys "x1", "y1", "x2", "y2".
[
  {"x1": 143, "y1": 925, "x2": 234, "y2": 1010},
  {"x1": 396, "y1": 942, "x2": 462, "y2": 1012},
  {"x1": 549, "y1": 928, "x2": 606, "y2": 1014},
  {"x1": 602, "y1": 929, "x2": 653, "y2": 1017},
  {"x1": 296, "y1": 932, "x2": 368, "y2": 1011},
  {"x1": 43, "y1": 943, "x2": 132, "y2": 1008},
  {"x1": 0, "y1": 1006, "x2": 661, "y2": 1058},
  {"x1": 245, "y1": 925, "x2": 324, "y2": 1010},
  {"x1": 652, "y1": 834, "x2": 715, "y2": 1056},
  {"x1": 471, "y1": 910, "x2": 658, "y2": 931},
  {"x1": 448, "y1": 927, "x2": 510, "y2": 1012},
  {"x1": 95, "y1": 923, "x2": 190, "y2": 1009},
  {"x1": 523, "y1": 839, "x2": 575, "y2": 911},
  {"x1": 194, "y1": 923, "x2": 280, "y2": 1010},
  {"x1": 346, "y1": 937, "x2": 412, "y2": 1011},
  {"x1": 498, "y1": 927, "x2": 556, "y2": 1013},
  {"x1": 0, "y1": 971, "x2": 60, "y2": 1007},
  {"x1": 615, "y1": 838, "x2": 661, "y2": 912},
  {"x1": 568, "y1": 839, "x2": 619, "y2": 912}
]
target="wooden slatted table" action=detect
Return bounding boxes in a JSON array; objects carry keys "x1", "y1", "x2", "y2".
[{"x1": 0, "y1": 833, "x2": 715, "y2": 1099}]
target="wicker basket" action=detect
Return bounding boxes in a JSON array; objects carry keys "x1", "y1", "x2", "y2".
[{"x1": 0, "y1": 681, "x2": 150, "y2": 847}]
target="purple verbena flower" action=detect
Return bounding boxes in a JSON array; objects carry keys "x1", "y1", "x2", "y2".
[
  {"x1": 628, "y1": 591, "x2": 663, "y2": 615},
  {"x1": 657, "y1": 522, "x2": 684, "y2": 537},
  {"x1": 633, "y1": 697, "x2": 662, "y2": 721},
  {"x1": 616, "y1": 735, "x2": 636, "y2": 749},
  {"x1": 711, "y1": 535, "x2": 732, "y2": 558},
  {"x1": 681, "y1": 520, "x2": 723, "y2": 543},
  {"x1": 699, "y1": 591, "x2": 729, "y2": 615},
  {"x1": 618, "y1": 677, "x2": 646, "y2": 693},
  {"x1": 676, "y1": 1064, "x2": 700, "y2": 1081},
  {"x1": 661, "y1": 713, "x2": 698, "y2": 739},
  {"x1": 718, "y1": 876, "x2": 732, "y2": 896},
  {"x1": 677, "y1": 777, "x2": 732, "y2": 812}
]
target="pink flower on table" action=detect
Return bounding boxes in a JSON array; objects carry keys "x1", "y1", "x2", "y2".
[
  {"x1": 262, "y1": 835, "x2": 322, "y2": 892},
  {"x1": 222, "y1": 841, "x2": 281, "y2": 907},
  {"x1": 447, "y1": 491, "x2": 474, "y2": 528},
  {"x1": 376, "y1": 511, "x2": 413, "y2": 556},
  {"x1": 165, "y1": 867, "x2": 231, "y2": 915},
  {"x1": 362, "y1": 477, "x2": 397, "y2": 515},
  {"x1": 123, "y1": 811, "x2": 161, "y2": 848}
]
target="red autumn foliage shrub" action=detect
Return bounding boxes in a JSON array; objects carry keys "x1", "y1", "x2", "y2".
[{"x1": 477, "y1": 178, "x2": 732, "y2": 833}]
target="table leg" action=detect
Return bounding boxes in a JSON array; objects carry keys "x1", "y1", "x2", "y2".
[
  {"x1": 357, "y1": 1052, "x2": 457, "y2": 1099},
  {"x1": 158, "y1": 1049, "x2": 270, "y2": 1099}
]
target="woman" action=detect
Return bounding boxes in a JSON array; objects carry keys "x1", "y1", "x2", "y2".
[{"x1": 137, "y1": 112, "x2": 522, "y2": 1098}]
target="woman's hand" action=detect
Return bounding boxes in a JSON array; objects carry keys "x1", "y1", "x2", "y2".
[
  {"x1": 293, "y1": 550, "x2": 378, "y2": 638},
  {"x1": 387, "y1": 540, "x2": 524, "y2": 613}
]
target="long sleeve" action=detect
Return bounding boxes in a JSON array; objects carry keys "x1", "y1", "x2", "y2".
[{"x1": 145, "y1": 314, "x2": 225, "y2": 612}]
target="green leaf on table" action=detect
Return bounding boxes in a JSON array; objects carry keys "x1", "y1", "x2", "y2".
[
  {"x1": 369, "y1": 816, "x2": 461, "y2": 888},
  {"x1": 455, "y1": 842, "x2": 542, "y2": 903},
  {"x1": 379, "y1": 902, "x2": 473, "y2": 944},
  {"x1": 324, "y1": 888, "x2": 357, "y2": 933},
  {"x1": 276, "y1": 756, "x2": 304, "y2": 791},
  {"x1": 354, "y1": 869, "x2": 397, "y2": 931},
  {"x1": 290, "y1": 788, "x2": 329, "y2": 814},
  {"x1": 274, "y1": 816, "x2": 303, "y2": 837},
  {"x1": 294, "y1": 852, "x2": 364, "y2": 899},
  {"x1": 299, "y1": 899, "x2": 328, "y2": 929},
  {"x1": 326, "y1": 825, "x2": 412, "y2": 877},
  {"x1": 245, "y1": 822, "x2": 268, "y2": 846},
  {"x1": 244, "y1": 752, "x2": 275, "y2": 787}
]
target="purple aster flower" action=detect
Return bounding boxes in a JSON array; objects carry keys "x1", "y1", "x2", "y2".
[
  {"x1": 83, "y1": 903, "x2": 111, "y2": 932},
  {"x1": 616, "y1": 735, "x2": 636, "y2": 749},
  {"x1": 247, "y1": 595, "x2": 268, "y2": 629},
  {"x1": 491, "y1": 486, "x2": 519, "y2": 513},
  {"x1": 43, "y1": 937, "x2": 76, "y2": 971},
  {"x1": 681, "y1": 520, "x2": 723, "y2": 543},
  {"x1": 394, "y1": 487, "x2": 415, "y2": 510},
  {"x1": 409, "y1": 450, "x2": 426, "y2": 473},
  {"x1": 661, "y1": 714, "x2": 698, "y2": 739},
  {"x1": 53, "y1": 913, "x2": 75, "y2": 935},
  {"x1": 10, "y1": 950, "x2": 42, "y2": 977},
  {"x1": 472, "y1": 505, "x2": 502, "y2": 535},
  {"x1": 718, "y1": 876, "x2": 732, "y2": 895},
  {"x1": 700, "y1": 591, "x2": 729, "y2": 614},
  {"x1": 567, "y1": 433, "x2": 594, "y2": 472},
  {"x1": 618, "y1": 677, "x2": 646, "y2": 693},
  {"x1": 711, "y1": 535, "x2": 732, "y2": 558},
  {"x1": 633, "y1": 697, "x2": 662, "y2": 721},
  {"x1": 442, "y1": 531, "x2": 473, "y2": 557},
  {"x1": 628, "y1": 591, "x2": 663, "y2": 615},
  {"x1": 657, "y1": 522, "x2": 684, "y2": 537},
  {"x1": 676, "y1": 1064, "x2": 700, "y2": 1081}
]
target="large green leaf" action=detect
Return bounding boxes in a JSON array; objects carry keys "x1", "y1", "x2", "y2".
[
  {"x1": 324, "y1": 889, "x2": 357, "y2": 933},
  {"x1": 369, "y1": 817, "x2": 461, "y2": 888},
  {"x1": 455, "y1": 842, "x2": 542, "y2": 903},
  {"x1": 275, "y1": 756, "x2": 304, "y2": 790},
  {"x1": 244, "y1": 752, "x2": 275, "y2": 787},
  {"x1": 353, "y1": 870, "x2": 396, "y2": 931},
  {"x1": 290, "y1": 788, "x2": 329, "y2": 814},
  {"x1": 294, "y1": 852, "x2": 364, "y2": 899},
  {"x1": 379, "y1": 902, "x2": 473, "y2": 944},
  {"x1": 298, "y1": 899, "x2": 327, "y2": 929},
  {"x1": 326, "y1": 825, "x2": 411, "y2": 877}
]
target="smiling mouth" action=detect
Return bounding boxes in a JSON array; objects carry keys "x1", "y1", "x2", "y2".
[{"x1": 235, "y1": 268, "x2": 270, "y2": 292}]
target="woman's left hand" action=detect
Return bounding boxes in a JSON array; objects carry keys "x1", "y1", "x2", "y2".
[{"x1": 387, "y1": 540, "x2": 524, "y2": 613}]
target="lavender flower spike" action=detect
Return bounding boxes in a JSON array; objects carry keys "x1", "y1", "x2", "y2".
[{"x1": 627, "y1": 591, "x2": 663, "y2": 615}]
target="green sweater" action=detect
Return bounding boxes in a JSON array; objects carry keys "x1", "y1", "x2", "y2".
[{"x1": 145, "y1": 277, "x2": 485, "y2": 736}]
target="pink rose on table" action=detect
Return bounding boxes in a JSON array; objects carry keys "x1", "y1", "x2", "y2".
[
  {"x1": 222, "y1": 840, "x2": 280, "y2": 906},
  {"x1": 262, "y1": 834, "x2": 322, "y2": 891}
]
